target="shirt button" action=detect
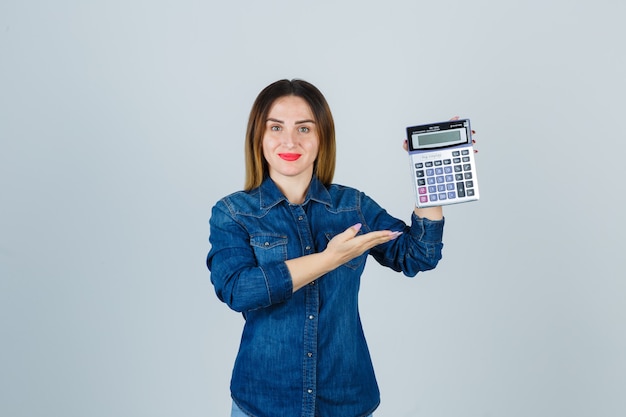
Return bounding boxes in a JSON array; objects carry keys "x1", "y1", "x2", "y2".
[
  {"x1": 298, "y1": 216, "x2": 304, "y2": 221},
  {"x1": 307, "y1": 352, "x2": 313, "y2": 357},
  {"x1": 309, "y1": 281, "x2": 315, "y2": 286},
  {"x1": 307, "y1": 389, "x2": 313, "y2": 394},
  {"x1": 305, "y1": 245, "x2": 311, "y2": 250},
  {"x1": 309, "y1": 315, "x2": 314, "y2": 320}
]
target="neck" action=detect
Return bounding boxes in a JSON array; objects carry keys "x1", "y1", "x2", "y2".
[{"x1": 271, "y1": 174, "x2": 311, "y2": 205}]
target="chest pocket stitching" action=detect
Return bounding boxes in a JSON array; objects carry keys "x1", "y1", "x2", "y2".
[
  {"x1": 250, "y1": 235, "x2": 289, "y2": 263},
  {"x1": 250, "y1": 234, "x2": 288, "y2": 248}
]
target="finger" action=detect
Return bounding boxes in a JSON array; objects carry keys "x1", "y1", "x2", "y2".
[
  {"x1": 403, "y1": 139, "x2": 408, "y2": 151},
  {"x1": 355, "y1": 230, "x2": 402, "y2": 247},
  {"x1": 472, "y1": 139, "x2": 479, "y2": 154},
  {"x1": 342, "y1": 223, "x2": 362, "y2": 239}
]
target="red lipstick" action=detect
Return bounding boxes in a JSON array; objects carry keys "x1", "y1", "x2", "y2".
[{"x1": 278, "y1": 153, "x2": 301, "y2": 161}]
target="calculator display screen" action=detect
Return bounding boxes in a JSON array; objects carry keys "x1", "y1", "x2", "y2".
[{"x1": 411, "y1": 128, "x2": 467, "y2": 150}]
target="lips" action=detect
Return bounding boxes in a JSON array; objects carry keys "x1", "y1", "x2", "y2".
[{"x1": 278, "y1": 153, "x2": 302, "y2": 161}]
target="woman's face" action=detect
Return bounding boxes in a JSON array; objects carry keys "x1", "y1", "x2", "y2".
[{"x1": 262, "y1": 95, "x2": 319, "y2": 183}]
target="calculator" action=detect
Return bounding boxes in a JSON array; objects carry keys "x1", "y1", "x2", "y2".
[{"x1": 406, "y1": 119, "x2": 479, "y2": 208}]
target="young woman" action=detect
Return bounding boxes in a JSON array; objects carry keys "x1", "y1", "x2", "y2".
[{"x1": 207, "y1": 79, "x2": 445, "y2": 417}]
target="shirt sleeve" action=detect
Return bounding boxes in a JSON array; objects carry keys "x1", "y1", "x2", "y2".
[
  {"x1": 360, "y1": 192, "x2": 445, "y2": 277},
  {"x1": 206, "y1": 200, "x2": 293, "y2": 312}
]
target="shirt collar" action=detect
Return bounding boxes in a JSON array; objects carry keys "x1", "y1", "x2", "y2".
[{"x1": 259, "y1": 176, "x2": 332, "y2": 209}]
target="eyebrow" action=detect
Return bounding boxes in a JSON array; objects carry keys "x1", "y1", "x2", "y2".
[{"x1": 266, "y1": 118, "x2": 316, "y2": 124}]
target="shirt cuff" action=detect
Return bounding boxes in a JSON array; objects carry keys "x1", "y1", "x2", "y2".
[
  {"x1": 410, "y1": 212, "x2": 444, "y2": 243},
  {"x1": 259, "y1": 261, "x2": 294, "y2": 305}
]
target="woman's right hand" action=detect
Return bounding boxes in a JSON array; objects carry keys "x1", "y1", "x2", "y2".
[
  {"x1": 287, "y1": 225, "x2": 401, "y2": 293},
  {"x1": 323, "y1": 223, "x2": 402, "y2": 269}
]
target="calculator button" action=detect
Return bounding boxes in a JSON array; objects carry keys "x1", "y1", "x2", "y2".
[
  {"x1": 429, "y1": 194, "x2": 438, "y2": 202},
  {"x1": 426, "y1": 169, "x2": 434, "y2": 176},
  {"x1": 463, "y1": 164, "x2": 472, "y2": 171},
  {"x1": 466, "y1": 180, "x2": 474, "y2": 188},
  {"x1": 425, "y1": 161, "x2": 433, "y2": 167},
  {"x1": 464, "y1": 172, "x2": 473, "y2": 180},
  {"x1": 453, "y1": 158, "x2": 461, "y2": 163},
  {"x1": 435, "y1": 167, "x2": 444, "y2": 175},
  {"x1": 415, "y1": 162, "x2": 423, "y2": 169},
  {"x1": 434, "y1": 160, "x2": 442, "y2": 166},
  {"x1": 455, "y1": 173, "x2": 464, "y2": 181},
  {"x1": 438, "y1": 193, "x2": 447, "y2": 200},
  {"x1": 454, "y1": 165, "x2": 462, "y2": 172},
  {"x1": 457, "y1": 182, "x2": 466, "y2": 197},
  {"x1": 437, "y1": 184, "x2": 446, "y2": 192},
  {"x1": 428, "y1": 186, "x2": 437, "y2": 193},
  {"x1": 416, "y1": 170, "x2": 425, "y2": 178},
  {"x1": 467, "y1": 189, "x2": 475, "y2": 197},
  {"x1": 417, "y1": 179, "x2": 426, "y2": 186},
  {"x1": 462, "y1": 156, "x2": 470, "y2": 162},
  {"x1": 418, "y1": 187, "x2": 427, "y2": 195},
  {"x1": 448, "y1": 192, "x2": 456, "y2": 199},
  {"x1": 452, "y1": 151, "x2": 460, "y2": 157},
  {"x1": 446, "y1": 183, "x2": 455, "y2": 191},
  {"x1": 427, "y1": 177, "x2": 436, "y2": 185},
  {"x1": 444, "y1": 166, "x2": 453, "y2": 174},
  {"x1": 436, "y1": 176, "x2": 444, "y2": 184},
  {"x1": 443, "y1": 159, "x2": 451, "y2": 165},
  {"x1": 461, "y1": 150, "x2": 469, "y2": 155},
  {"x1": 445, "y1": 175, "x2": 454, "y2": 182},
  {"x1": 420, "y1": 195, "x2": 429, "y2": 203}
]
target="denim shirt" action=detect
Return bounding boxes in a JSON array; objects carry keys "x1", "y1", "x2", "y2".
[{"x1": 207, "y1": 177, "x2": 444, "y2": 417}]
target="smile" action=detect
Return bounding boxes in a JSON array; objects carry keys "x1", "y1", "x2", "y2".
[{"x1": 278, "y1": 153, "x2": 302, "y2": 161}]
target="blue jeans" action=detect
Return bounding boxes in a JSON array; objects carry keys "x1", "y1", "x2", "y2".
[
  {"x1": 230, "y1": 401, "x2": 247, "y2": 417},
  {"x1": 231, "y1": 401, "x2": 373, "y2": 417}
]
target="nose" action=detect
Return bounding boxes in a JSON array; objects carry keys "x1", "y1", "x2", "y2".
[{"x1": 282, "y1": 128, "x2": 297, "y2": 148}]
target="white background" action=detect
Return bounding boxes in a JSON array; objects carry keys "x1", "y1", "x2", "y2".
[{"x1": 1, "y1": 1, "x2": 625, "y2": 416}]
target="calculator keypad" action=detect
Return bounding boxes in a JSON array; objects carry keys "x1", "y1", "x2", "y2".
[{"x1": 414, "y1": 150, "x2": 476, "y2": 205}]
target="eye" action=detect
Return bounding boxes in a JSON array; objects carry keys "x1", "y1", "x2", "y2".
[
  {"x1": 298, "y1": 126, "x2": 310, "y2": 133},
  {"x1": 270, "y1": 125, "x2": 282, "y2": 131}
]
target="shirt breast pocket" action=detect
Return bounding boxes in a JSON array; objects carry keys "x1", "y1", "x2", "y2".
[
  {"x1": 250, "y1": 234, "x2": 289, "y2": 265},
  {"x1": 324, "y1": 231, "x2": 368, "y2": 270}
]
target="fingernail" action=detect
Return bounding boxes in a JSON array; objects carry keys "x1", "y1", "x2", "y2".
[{"x1": 353, "y1": 223, "x2": 362, "y2": 231}]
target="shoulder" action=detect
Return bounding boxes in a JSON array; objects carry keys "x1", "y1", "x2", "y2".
[
  {"x1": 326, "y1": 182, "x2": 360, "y2": 196},
  {"x1": 327, "y1": 183, "x2": 388, "y2": 215},
  {"x1": 324, "y1": 183, "x2": 374, "y2": 209},
  {"x1": 212, "y1": 188, "x2": 261, "y2": 216}
]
